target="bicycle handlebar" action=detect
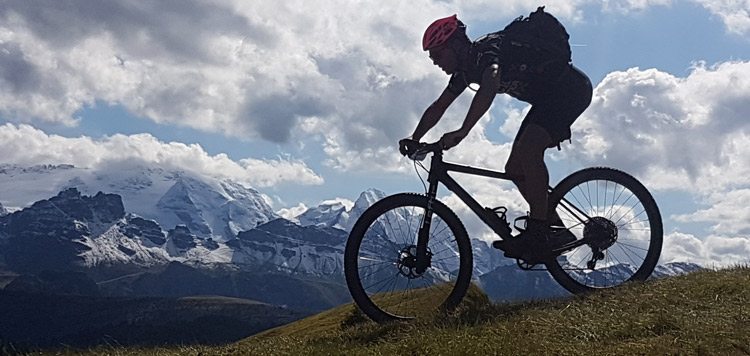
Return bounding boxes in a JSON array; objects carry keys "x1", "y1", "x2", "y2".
[{"x1": 399, "y1": 139, "x2": 444, "y2": 161}]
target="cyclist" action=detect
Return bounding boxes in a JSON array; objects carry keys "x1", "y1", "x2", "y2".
[{"x1": 399, "y1": 13, "x2": 593, "y2": 258}]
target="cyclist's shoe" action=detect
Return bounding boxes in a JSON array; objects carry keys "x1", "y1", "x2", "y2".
[
  {"x1": 548, "y1": 213, "x2": 577, "y2": 247},
  {"x1": 519, "y1": 215, "x2": 577, "y2": 248},
  {"x1": 493, "y1": 217, "x2": 549, "y2": 258},
  {"x1": 492, "y1": 217, "x2": 575, "y2": 262},
  {"x1": 548, "y1": 225, "x2": 577, "y2": 247}
]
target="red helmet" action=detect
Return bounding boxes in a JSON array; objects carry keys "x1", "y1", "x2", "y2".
[{"x1": 422, "y1": 15, "x2": 461, "y2": 51}]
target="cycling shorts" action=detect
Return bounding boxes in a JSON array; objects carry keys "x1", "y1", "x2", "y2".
[{"x1": 518, "y1": 65, "x2": 593, "y2": 147}]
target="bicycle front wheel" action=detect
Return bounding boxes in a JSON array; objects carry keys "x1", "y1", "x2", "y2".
[
  {"x1": 546, "y1": 167, "x2": 663, "y2": 294},
  {"x1": 344, "y1": 193, "x2": 472, "y2": 323}
]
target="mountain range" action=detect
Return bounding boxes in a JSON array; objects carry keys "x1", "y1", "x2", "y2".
[{"x1": 0, "y1": 164, "x2": 702, "y2": 306}]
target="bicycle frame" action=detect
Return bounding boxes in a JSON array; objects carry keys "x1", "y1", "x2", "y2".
[{"x1": 415, "y1": 149, "x2": 592, "y2": 272}]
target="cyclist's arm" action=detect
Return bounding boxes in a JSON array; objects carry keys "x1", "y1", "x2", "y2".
[
  {"x1": 456, "y1": 64, "x2": 502, "y2": 136},
  {"x1": 409, "y1": 88, "x2": 458, "y2": 141}
]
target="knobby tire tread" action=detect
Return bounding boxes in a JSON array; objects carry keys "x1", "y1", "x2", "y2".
[
  {"x1": 344, "y1": 193, "x2": 473, "y2": 323},
  {"x1": 545, "y1": 167, "x2": 663, "y2": 294}
]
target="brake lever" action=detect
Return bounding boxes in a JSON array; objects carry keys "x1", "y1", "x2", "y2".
[{"x1": 409, "y1": 150, "x2": 428, "y2": 161}]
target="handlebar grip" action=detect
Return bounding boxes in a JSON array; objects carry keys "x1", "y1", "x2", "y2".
[{"x1": 399, "y1": 139, "x2": 419, "y2": 156}]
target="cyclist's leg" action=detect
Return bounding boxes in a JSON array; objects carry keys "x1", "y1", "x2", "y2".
[
  {"x1": 505, "y1": 121, "x2": 554, "y2": 222},
  {"x1": 507, "y1": 65, "x2": 593, "y2": 220},
  {"x1": 502, "y1": 119, "x2": 575, "y2": 258}
]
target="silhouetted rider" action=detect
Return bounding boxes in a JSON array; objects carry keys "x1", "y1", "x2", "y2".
[{"x1": 400, "y1": 10, "x2": 593, "y2": 257}]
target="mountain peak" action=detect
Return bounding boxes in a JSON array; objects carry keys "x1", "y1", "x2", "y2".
[
  {"x1": 352, "y1": 188, "x2": 386, "y2": 213},
  {"x1": 0, "y1": 188, "x2": 127, "y2": 273},
  {"x1": 297, "y1": 200, "x2": 348, "y2": 228},
  {"x1": 295, "y1": 189, "x2": 386, "y2": 232},
  {"x1": 150, "y1": 174, "x2": 277, "y2": 242},
  {"x1": 0, "y1": 165, "x2": 276, "y2": 243}
]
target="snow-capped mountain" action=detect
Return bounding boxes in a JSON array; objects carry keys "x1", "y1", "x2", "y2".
[
  {"x1": 0, "y1": 167, "x2": 707, "y2": 306},
  {"x1": 154, "y1": 175, "x2": 276, "y2": 241},
  {"x1": 297, "y1": 200, "x2": 349, "y2": 229},
  {"x1": 0, "y1": 164, "x2": 276, "y2": 242},
  {"x1": 479, "y1": 261, "x2": 704, "y2": 301},
  {"x1": 651, "y1": 262, "x2": 704, "y2": 278},
  {"x1": 297, "y1": 188, "x2": 511, "y2": 273},
  {"x1": 296, "y1": 189, "x2": 387, "y2": 231},
  {"x1": 228, "y1": 219, "x2": 347, "y2": 275},
  {"x1": 0, "y1": 187, "x2": 350, "y2": 276}
]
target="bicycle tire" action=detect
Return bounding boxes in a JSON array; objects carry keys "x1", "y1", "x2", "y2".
[
  {"x1": 546, "y1": 167, "x2": 663, "y2": 294},
  {"x1": 344, "y1": 193, "x2": 473, "y2": 323}
]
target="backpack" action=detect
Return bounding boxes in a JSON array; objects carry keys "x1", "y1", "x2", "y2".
[{"x1": 501, "y1": 6, "x2": 571, "y2": 65}]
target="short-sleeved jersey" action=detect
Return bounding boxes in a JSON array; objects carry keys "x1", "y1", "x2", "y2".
[{"x1": 446, "y1": 32, "x2": 569, "y2": 104}]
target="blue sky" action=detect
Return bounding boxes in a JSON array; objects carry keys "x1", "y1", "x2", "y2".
[{"x1": 1, "y1": 0, "x2": 749, "y2": 266}]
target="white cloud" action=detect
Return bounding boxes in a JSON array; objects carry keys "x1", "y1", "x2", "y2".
[
  {"x1": 319, "y1": 197, "x2": 355, "y2": 211},
  {"x1": 600, "y1": 0, "x2": 673, "y2": 14},
  {"x1": 0, "y1": 123, "x2": 323, "y2": 188},
  {"x1": 276, "y1": 203, "x2": 307, "y2": 222},
  {"x1": 693, "y1": 0, "x2": 750, "y2": 35},
  {"x1": 674, "y1": 189, "x2": 750, "y2": 235},
  {"x1": 567, "y1": 61, "x2": 750, "y2": 235},
  {"x1": 0, "y1": 0, "x2": 444, "y2": 142},
  {"x1": 1, "y1": 1, "x2": 750, "y2": 267},
  {"x1": 662, "y1": 232, "x2": 750, "y2": 267},
  {"x1": 1, "y1": 0, "x2": 712, "y2": 175},
  {"x1": 569, "y1": 61, "x2": 750, "y2": 190}
]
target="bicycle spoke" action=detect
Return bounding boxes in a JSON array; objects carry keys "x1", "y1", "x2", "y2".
[
  {"x1": 548, "y1": 168, "x2": 662, "y2": 292},
  {"x1": 345, "y1": 193, "x2": 471, "y2": 322}
]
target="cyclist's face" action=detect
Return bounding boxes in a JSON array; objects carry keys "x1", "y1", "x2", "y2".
[{"x1": 429, "y1": 44, "x2": 457, "y2": 74}]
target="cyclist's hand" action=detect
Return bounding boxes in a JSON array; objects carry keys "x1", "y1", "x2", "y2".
[
  {"x1": 399, "y1": 138, "x2": 418, "y2": 156},
  {"x1": 440, "y1": 130, "x2": 467, "y2": 150}
]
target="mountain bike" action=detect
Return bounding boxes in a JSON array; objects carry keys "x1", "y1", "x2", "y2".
[{"x1": 344, "y1": 140, "x2": 662, "y2": 323}]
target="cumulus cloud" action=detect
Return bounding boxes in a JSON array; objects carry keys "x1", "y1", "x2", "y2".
[
  {"x1": 567, "y1": 60, "x2": 750, "y2": 235},
  {"x1": 662, "y1": 232, "x2": 750, "y2": 267},
  {"x1": 693, "y1": 0, "x2": 750, "y2": 35},
  {"x1": 599, "y1": 0, "x2": 673, "y2": 14},
  {"x1": 569, "y1": 61, "x2": 750, "y2": 189},
  {"x1": 0, "y1": 0, "x2": 445, "y2": 143},
  {"x1": 276, "y1": 203, "x2": 308, "y2": 222},
  {"x1": 1, "y1": 0, "x2": 750, "y2": 266},
  {"x1": 674, "y1": 189, "x2": 750, "y2": 235},
  {"x1": 0, "y1": 0, "x2": 743, "y2": 166},
  {"x1": 3, "y1": 0, "x2": 718, "y2": 172},
  {"x1": 0, "y1": 123, "x2": 322, "y2": 188}
]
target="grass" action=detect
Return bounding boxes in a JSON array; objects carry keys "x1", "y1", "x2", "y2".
[{"x1": 12, "y1": 267, "x2": 750, "y2": 356}]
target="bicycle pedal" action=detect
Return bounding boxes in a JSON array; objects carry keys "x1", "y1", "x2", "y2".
[
  {"x1": 517, "y1": 259, "x2": 547, "y2": 271},
  {"x1": 517, "y1": 252, "x2": 553, "y2": 266}
]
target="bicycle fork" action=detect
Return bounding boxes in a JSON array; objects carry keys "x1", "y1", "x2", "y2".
[{"x1": 415, "y1": 166, "x2": 441, "y2": 274}]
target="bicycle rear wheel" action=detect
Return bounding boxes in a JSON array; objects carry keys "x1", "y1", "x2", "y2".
[
  {"x1": 344, "y1": 193, "x2": 472, "y2": 323},
  {"x1": 546, "y1": 167, "x2": 663, "y2": 294}
]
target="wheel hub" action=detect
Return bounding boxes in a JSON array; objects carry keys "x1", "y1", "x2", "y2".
[{"x1": 397, "y1": 245, "x2": 432, "y2": 279}]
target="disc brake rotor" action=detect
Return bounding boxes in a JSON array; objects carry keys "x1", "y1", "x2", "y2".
[{"x1": 397, "y1": 245, "x2": 432, "y2": 279}]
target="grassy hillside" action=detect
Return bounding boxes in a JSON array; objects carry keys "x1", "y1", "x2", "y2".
[{"x1": 15, "y1": 267, "x2": 750, "y2": 356}]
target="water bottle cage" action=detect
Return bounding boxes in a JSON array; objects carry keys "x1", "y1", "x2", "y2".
[
  {"x1": 486, "y1": 206, "x2": 512, "y2": 236},
  {"x1": 486, "y1": 206, "x2": 508, "y2": 221}
]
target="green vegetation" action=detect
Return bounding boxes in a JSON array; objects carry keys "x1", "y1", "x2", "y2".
[{"x1": 14, "y1": 267, "x2": 750, "y2": 356}]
